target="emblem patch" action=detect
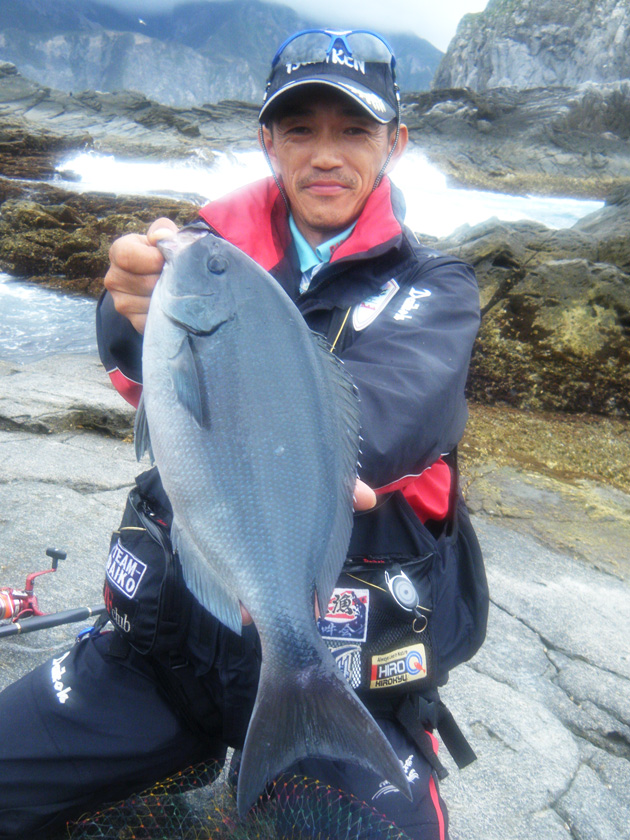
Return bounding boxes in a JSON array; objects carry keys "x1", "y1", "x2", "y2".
[
  {"x1": 370, "y1": 644, "x2": 427, "y2": 689},
  {"x1": 352, "y1": 278, "x2": 399, "y2": 331},
  {"x1": 330, "y1": 644, "x2": 362, "y2": 689},
  {"x1": 317, "y1": 587, "x2": 369, "y2": 642},
  {"x1": 106, "y1": 540, "x2": 147, "y2": 599}
]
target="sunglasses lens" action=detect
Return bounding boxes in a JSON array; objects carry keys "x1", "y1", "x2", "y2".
[{"x1": 275, "y1": 30, "x2": 394, "y2": 68}]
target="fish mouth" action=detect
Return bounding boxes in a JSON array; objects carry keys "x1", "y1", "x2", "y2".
[{"x1": 163, "y1": 293, "x2": 233, "y2": 336}]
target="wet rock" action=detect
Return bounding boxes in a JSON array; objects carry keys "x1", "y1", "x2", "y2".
[
  {"x1": 436, "y1": 199, "x2": 630, "y2": 419},
  {"x1": 0, "y1": 187, "x2": 197, "y2": 295}
]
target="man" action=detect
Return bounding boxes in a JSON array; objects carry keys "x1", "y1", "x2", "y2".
[{"x1": 0, "y1": 29, "x2": 487, "y2": 840}]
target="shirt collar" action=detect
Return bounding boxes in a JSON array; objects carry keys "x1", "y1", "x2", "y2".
[{"x1": 289, "y1": 215, "x2": 357, "y2": 274}]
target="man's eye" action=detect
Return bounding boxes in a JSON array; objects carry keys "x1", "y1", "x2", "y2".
[{"x1": 286, "y1": 125, "x2": 310, "y2": 135}]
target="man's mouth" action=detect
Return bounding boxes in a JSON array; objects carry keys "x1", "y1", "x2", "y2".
[{"x1": 301, "y1": 179, "x2": 354, "y2": 196}]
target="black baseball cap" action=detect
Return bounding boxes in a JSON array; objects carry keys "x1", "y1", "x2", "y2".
[{"x1": 259, "y1": 29, "x2": 399, "y2": 125}]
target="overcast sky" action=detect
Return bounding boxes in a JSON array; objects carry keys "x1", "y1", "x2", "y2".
[{"x1": 108, "y1": 0, "x2": 489, "y2": 52}]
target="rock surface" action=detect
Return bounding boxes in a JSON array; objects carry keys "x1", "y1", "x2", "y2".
[
  {"x1": 434, "y1": 0, "x2": 630, "y2": 91},
  {"x1": 431, "y1": 192, "x2": 630, "y2": 418},
  {"x1": 403, "y1": 83, "x2": 630, "y2": 197},
  {"x1": 1, "y1": 354, "x2": 628, "y2": 840}
]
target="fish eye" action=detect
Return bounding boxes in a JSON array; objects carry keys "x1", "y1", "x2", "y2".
[{"x1": 207, "y1": 256, "x2": 228, "y2": 275}]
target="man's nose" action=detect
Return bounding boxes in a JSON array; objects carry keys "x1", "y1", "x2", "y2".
[{"x1": 310, "y1": 134, "x2": 344, "y2": 169}]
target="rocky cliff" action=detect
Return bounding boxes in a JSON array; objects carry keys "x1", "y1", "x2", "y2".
[
  {"x1": 434, "y1": 0, "x2": 630, "y2": 91},
  {"x1": 0, "y1": 0, "x2": 441, "y2": 106}
]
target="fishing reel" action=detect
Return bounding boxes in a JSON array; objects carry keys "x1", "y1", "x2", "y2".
[
  {"x1": 0, "y1": 548, "x2": 66, "y2": 622},
  {"x1": 384, "y1": 564, "x2": 431, "y2": 633}
]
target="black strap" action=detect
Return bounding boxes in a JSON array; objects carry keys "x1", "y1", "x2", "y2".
[{"x1": 395, "y1": 694, "x2": 477, "y2": 779}]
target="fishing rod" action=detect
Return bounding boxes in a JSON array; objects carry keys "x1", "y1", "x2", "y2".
[{"x1": 0, "y1": 547, "x2": 106, "y2": 638}]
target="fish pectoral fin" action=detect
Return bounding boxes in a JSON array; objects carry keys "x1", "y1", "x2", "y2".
[
  {"x1": 133, "y1": 393, "x2": 154, "y2": 463},
  {"x1": 171, "y1": 519, "x2": 243, "y2": 635},
  {"x1": 168, "y1": 333, "x2": 205, "y2": 427}
]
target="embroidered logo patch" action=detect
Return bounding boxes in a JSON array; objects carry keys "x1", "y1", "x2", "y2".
[
  {"x1": 330, "y1": 644, "x2": 362, "y2": 689},
  {"x1": 106, "y1": 540, "x2": 147, "y2": 599},
  {"x1": 317, "y1": 587, "x2": 369, "y2": 642},
  {"x1": 352, "y1": 278, "x2": 399, "y2": 331},
  {"x1": 369, "y1": 644, "x2": 427, "y2": 689}
]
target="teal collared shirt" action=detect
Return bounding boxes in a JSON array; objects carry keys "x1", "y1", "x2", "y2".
[{"x1": 289, "y1": 215, "x2": 357, "y2": 294}]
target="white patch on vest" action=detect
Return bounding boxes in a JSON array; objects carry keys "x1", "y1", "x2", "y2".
[
  {"x1": 106, "y1": 540, "x2": 147, "y2": 599},
  {"x1": 393, "y1": 287, "x2": 432, "y2": 322},
  {"x1": 51, "y1": 650, "x2": 72, "y2": 704},
  {"x1": 352, "y1": 278, "x2": 399, "y2": 331}
]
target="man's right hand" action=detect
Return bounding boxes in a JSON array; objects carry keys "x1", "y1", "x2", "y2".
[{"x1": 104, "y1": 217, "x2": 179, "y2": 334}]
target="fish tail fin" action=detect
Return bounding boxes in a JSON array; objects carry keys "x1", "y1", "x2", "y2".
[{"x1": 236, "y1": 652, "x2": 411, "y2": 817}]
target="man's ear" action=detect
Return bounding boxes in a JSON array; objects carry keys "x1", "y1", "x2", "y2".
[
  {"x1": 385, "y1": 123, "x2": 409, "y2": 174},
  {"x1": 260, "y1": 124, "x2": 277, "y2": 164}
]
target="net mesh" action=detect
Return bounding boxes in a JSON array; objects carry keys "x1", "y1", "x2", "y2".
[{"x1": 66, "y1": 759, "x2": 413, "y2": 840}]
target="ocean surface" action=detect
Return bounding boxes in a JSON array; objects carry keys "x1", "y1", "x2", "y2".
[{"x1": 0, "y1": 148, "x2": 604, "y2": 363}]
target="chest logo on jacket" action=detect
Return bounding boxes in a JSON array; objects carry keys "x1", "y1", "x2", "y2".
[
  {"x1": 352, "y1": 279, "x2": 400, "y2": 331},
  {"x1": 394, "y1": 287, "x2": 431, "y2": 322}
]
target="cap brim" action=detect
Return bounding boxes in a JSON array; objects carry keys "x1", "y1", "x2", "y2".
[{"x1": 259, "y1": 77, "x2": 396, "y2": 124}]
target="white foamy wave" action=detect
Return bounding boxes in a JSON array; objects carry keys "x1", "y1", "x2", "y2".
[
  {"x1": 56, "y1": 149, "x2": 269, "y2": 204},
  {"x1": 56, "y1": 147, "x2": 603, "y2": 238},
  {"x1": 390, "y1": 149, "x2": 603, "y2": 237}
]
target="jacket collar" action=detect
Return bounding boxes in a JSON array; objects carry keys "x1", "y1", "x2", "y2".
[{"x1": 198, "y1": 175, "x2": 404, "y2": 272}]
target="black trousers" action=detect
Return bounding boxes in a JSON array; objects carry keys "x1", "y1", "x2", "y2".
[{"x1": 0, "y1": 630, "x2": 449, "y2": 840}]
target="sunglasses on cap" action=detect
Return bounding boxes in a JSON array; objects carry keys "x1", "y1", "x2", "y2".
[{"x1": 271, "y1": 28, "x2": 397, "y2": 72}]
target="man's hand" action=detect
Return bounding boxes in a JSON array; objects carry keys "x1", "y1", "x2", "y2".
[
  {"x1": 104, "y1": 217, "x2": 178, "y2": 334},
  {"x1": 240, "y1": 478, "x2": 375, "y2": 626}
]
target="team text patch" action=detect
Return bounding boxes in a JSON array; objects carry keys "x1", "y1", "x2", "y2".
[
  {"x1": 370, "y1": 644, "x2": 427, "y2": 689},
  {"x1": 106, "y1": 540, "x2": 147, "y2": 599},
  {"x1": 317, "y1": 587, "x2": 369, "y2": 642}
]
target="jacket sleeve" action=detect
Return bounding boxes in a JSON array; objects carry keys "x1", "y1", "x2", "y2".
[
  {"x1": 95, "y1": 290, "x2": 144, "y2": 407},
  {"x1": 338, "y1": 254, "x2": 480, "y2": 489}
]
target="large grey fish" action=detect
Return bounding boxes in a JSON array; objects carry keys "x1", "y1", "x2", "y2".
[{"x1": 136, "y1": 228, "x2": 411, "y2": 816}]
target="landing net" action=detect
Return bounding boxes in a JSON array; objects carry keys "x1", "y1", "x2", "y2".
[{"x1": 67, "y1": 759, "x2": 413, "y2": 840}]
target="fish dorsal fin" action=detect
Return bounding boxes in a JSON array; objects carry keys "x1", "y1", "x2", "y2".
[
  {"x1": 311, "y1": 332, "x2": 362, "y2": 615},
  {"x1": 171, "y1": 518, "x2": 243, "y2": 635},
  {"x1": 168, "y1": 333, "x2": 205, "y2": 427},
  {"x1": 134, "y1": 393, "x2": 154, "y2": 463}
]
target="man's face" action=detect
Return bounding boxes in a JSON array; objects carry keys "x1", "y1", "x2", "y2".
[{"x1": 261, "y1": 91, "x2": 408, "y2": 248}]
